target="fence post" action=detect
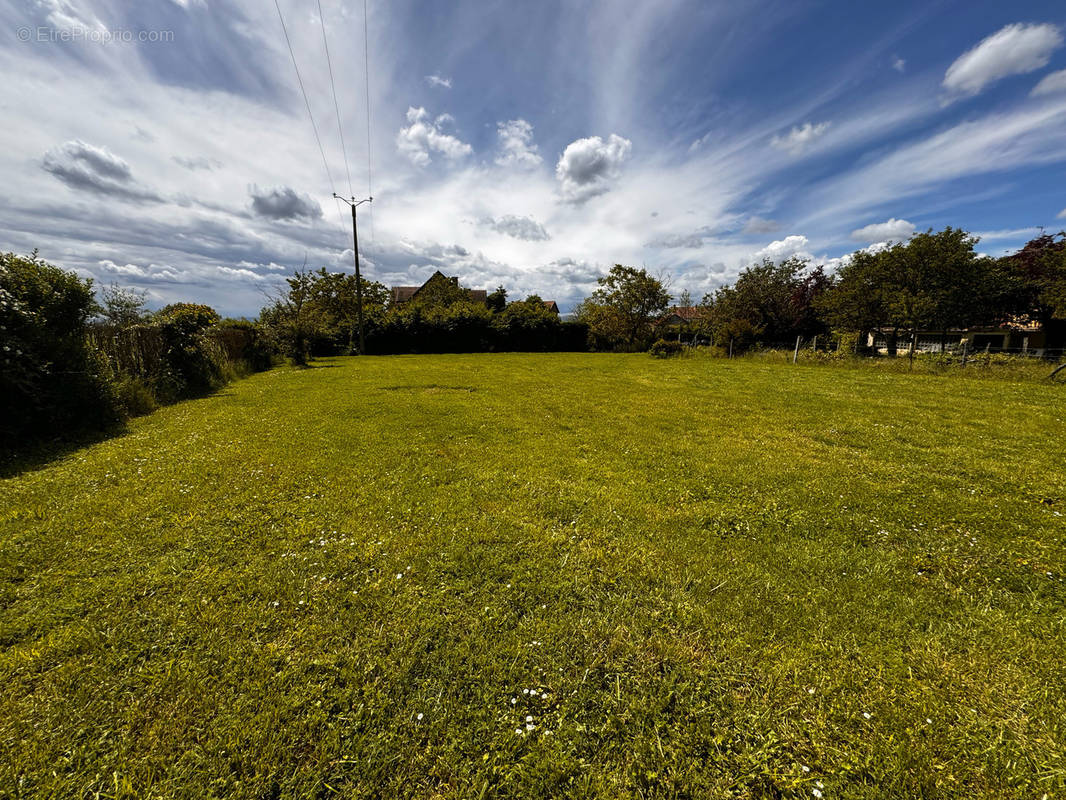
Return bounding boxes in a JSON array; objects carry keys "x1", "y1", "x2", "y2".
[
  {"x1": 728, "y1": 338, "x2": 733, "y2": 359},
  {"x1": 793, "y1": 335, "x2": 801, "y2": 364},
  {"x1": 961, "y1": 339, "x2": 968, "y2": 367},
  {"x1": 1023, "y1": 336, "x2": 1029, "y2": 357},
  {"x1": 812, "y1": 335, "x2": 818, "y2": 352}
]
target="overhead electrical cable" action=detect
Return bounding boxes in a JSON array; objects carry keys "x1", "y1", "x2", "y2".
[{"x1": 317, "y1": 0, "x2": 354, "y2": 199}]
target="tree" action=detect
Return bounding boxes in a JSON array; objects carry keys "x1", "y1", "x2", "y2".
[
  {"x1": 578, "y1": 265, "x2": 670, "y2": 350},
  {"x1": 704, "y1": 257, "x2": 829, "y2": 350},
  {"x1": 259, "y1": 270, "x2": 322, "y2": 366},
  {"x1": 817, "y1": 227, "x2": 998, "y2": 354},
  {"x1": 98, "y1": 283, "x2": 148, "y2": 327},
  {"x1": 309, "y1": 268, "x2": 388, "y2": 354},
  {"x1": 493, "y1": 294, "x2": 562, "y2": 350},
  {"x1": 486, "y1": 286, "x2": 508, "y2": 313},
  {"x1": 1003, "y1": 232, "x2": 1066, "y2": 326}
]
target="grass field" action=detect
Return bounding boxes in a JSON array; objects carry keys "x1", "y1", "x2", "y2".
[{"x1": 1, "y1": 353, "x2": 1064, "y2": 799}]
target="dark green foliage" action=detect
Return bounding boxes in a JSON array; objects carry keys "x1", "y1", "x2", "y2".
[
  {"x1": 98, "y1": 282, "x2": 148, "y2": 327},
  {"x1": 1002, "y1": 232, "x2": 1066, "y2": 336},
  {"x1": 649, "y1": 338, "x2": 683, "y2": 358},
  {"x1": 576, "y1": 265, "x2": 671, "y2": 351},
  {"x1": 153, "y1": 303, "x2": 224, "y2": 395},
  {"x1": 703, "y1": 257, "x2": 830, "y2": 351},
  {"x1": 492, "y1": 295, "x2": 563, "y2": 351},
  {"x1": 0, "y1": 251, "x2": 117, "y2": 448},
  {"x1": 486, "y1": 285, "x2": 507, "y2": 313},
  {"x1": 816, "y1": 228, "x2": 1007, "y2": 352}
]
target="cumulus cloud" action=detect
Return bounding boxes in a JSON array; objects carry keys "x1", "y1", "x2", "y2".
[
  {"x1": 425, "y1": 74, "x2": 452, "y2": 89},
  {"x1": 1031, "y1": 69, "x2": 1066, "y2": 97},
  {"x1": 42, "y1": 140, "x2": 160, "y2": 201},
  {"x1": 742, "y1": 216, "x2": 779, "y2": 234},
  {"x1": 555, "y1": 134, "x2": 632, "y2": 204},
  {"x1": 495, "y1": 119, "x2": 542, "y2": 168},
  {"x1": 850, "y1": 217, "x2": 915, "y2": 242},
  {"x1": 1058, "y1": 208, "x2": 1066, "y2": 219},
  {"x1": 892, "y1": 55, "x2": 906, "y2": 73},
  {"x1": 249, "y1": 185, "x2": 322, "y2": 221},
  {"x1": 397, "y1": 106, "x2": 473, "y2": 166},
  {"x1": 752, "y1": 235, "x2": 811, "y2": 263},
  {"x1": 482, "y1": 214, "x2": 550, "y2": 241},
  {"x1": 943, "y1": 23, "x2": 1063, "y2": 97},
  {"x1": 770, "y1": 122, "x2": 830, "y2": 155}
]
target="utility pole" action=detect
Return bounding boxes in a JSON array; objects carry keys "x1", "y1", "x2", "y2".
[{"x1": 333, "y1": 194, "x2": 372, "y2": 354}]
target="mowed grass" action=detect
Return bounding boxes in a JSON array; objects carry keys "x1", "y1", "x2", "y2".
[{"x1": 1, "y1": 354, "x2": 1064, "y2": 799}]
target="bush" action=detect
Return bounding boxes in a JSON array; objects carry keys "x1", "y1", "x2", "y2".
[
  {"x1": 649, "y1": 338, "x2": 684, "y2": 358},
  {"x1": 0, "y1": 251, "x2": 119, "y2": 447}
]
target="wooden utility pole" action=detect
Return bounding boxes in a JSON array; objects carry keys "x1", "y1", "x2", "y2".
[{"x1": 333, "y1": 194, "x2": 372, "y2": 354}]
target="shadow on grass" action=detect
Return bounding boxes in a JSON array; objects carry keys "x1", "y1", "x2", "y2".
[
  {"x1": 1, "y1": 421, "x2": 131, "y2": 480},
  {"x1": 1, "y1": 379, "x2": 253, "y2": 480}
]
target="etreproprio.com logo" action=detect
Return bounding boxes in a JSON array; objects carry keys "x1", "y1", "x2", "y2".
[{"x1": 17, "y1": 26, "x2": 175, "y2": 44}]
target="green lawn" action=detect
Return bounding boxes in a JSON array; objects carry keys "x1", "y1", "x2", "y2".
[{"x1": 1, "y1": 353, "x2": 1064, "y2": 799}]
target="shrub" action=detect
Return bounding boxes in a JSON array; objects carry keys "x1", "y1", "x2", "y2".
[
  {"x1": 0, "y1": 251, "x2": 118, "y2": 447},
  {"x1": 649, "y1": 338, "x2": 684, "y2": 358}
]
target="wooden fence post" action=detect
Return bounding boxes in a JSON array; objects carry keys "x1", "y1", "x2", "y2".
[{"x1": 793, "y1": 335, "x2": 801, "y2": 364}]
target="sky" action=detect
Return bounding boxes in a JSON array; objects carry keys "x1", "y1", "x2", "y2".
[{"x1": 2, "y1": 0, "x2": 1066, "y2": 317}]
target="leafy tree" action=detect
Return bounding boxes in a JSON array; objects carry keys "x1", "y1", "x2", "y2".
[
  {"x1": 818, "y1": 227, "x2": 1000, "y2": 353},
  {"x1": 486, "y1": 286, "x2": 508, "y2": 313},
  {"x1": 98, "y1": 283, "x2": 148, "y2": 327},
  {"x1": 704, "y1": 257, "x2": 829, "y2": 350},
  {"x1": 578, "y1": 265, "x2": 670, "y2": 350},
  {"x1": 259, "y1": 270, "x2": 322, "y2": 366},
  {"x1": 493, "y1": 294, "x2": 562, "y2": 350},
  {"x1": 309, "y1": 268, "x2": 388, "y2": 354},
  {"x1": 1003, "y1": 232, "x2": 1066, "y2": 326}
]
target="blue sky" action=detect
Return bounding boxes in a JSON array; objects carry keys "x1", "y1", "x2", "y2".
[{"x1": 2, "y1": 0, "x2": 1065, "y2": 315}]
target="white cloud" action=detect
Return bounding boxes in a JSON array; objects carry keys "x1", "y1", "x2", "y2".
[
  {"x1": 943, "y1": 23, "x2": 1063, "y2": 97},
  {"x1": 850, "y1": 217, "x2": 915, "y2": 242},
  {"x1": 495, "y1": 119, "x2": 542, "y2": 168},
  {"x1": 555, "y1": 134, "x2": 632, "y2": 204},
  {"x1": 37, "y1": 0, "x2": 108, "y2": 33},
  {"x1": 1057, "y1": 208, "x2": 1066, "y2": 220},
  {"x1": 752, "y1": 235, "x2": 811, "y2": 263},
  {"x1": 425, "y1": 74, "x2": 452, "y2": 89},
  {"x1": 892, "y1": 56, "x2": 906, "y2": 73},
  {"x1": 770, "y1": 122, "x2": 830, "y2": 155},
  {"x1": 1032, "y1": 69, "x2": 1066, "y2": 97},
  {"x1": 396, "y1": 106, "x2": 472, "y2": 166}
]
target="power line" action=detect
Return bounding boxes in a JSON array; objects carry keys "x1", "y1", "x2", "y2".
[
  {"x1": 363, "y1": 0, "x2": 374, "y2": 240},
  {"x1": 317, "y1": 0, "x2": 354, "y2": 199},
  {"x1": 272, "y1": 0, "x2": 346, "y2": 228}
]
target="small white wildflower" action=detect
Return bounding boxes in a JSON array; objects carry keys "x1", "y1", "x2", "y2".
[
  {"x1": 523, "y1": 689, "x2": 529, "y2": 695},
  {"x1": 510, "y1": 697, "x2": 517, "y2": 705},
  {"x1": 807, "y1": 688, "x2": 815, "y2": 694},
  {"x1": 417, "y1": 713, "x2": 423, "y2": 720},
  {"x1": 926, "y1": 718, "x2": 932, "y2": 724},
  {"x1": 526, "y1": 723, "x2": 535, "y2": 731},
  {"x1": 525, "y1": 715, "x2": 533, "y2": 722},
  {"x1": 862, "y1": 712, "x2": 871, "y2": 719},
  {"x1": 272, "y1": 601, "x2": 279, "y2": 607},
  {"x1": 515, "y1": 728, "x2": 523, "y2": 735},
  {"x1": 396, "y1": 573, "x2": 403, "y2": 580},
  {"x1": 801, "y1": 765, "x2": 810, "y2": 773},
  {"x1": 812, "y1": 789, "x2": 822, "y2": 799}
]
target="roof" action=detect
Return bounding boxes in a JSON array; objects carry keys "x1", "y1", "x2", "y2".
[
  {"x1": 659, "y1": 306, "x2": 702, "y2": 322},
  {"x1": 390, "y1": 271, "x2": 487, "y2": 305},
  {"x1": 543, "y1": 300, "x2": 559, "y2": 313}
]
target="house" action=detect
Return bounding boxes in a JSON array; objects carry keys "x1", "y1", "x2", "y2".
[
  {"x1": 390, "y1": 271, "x2": 488, "y2": 307},
  {"x1": 655, "y1": 306, "x2": 705, "y2": 343},
  {"x1": 866, "y1": 319, "x2": 1049, "y2": 355},
  {"x1": 658, "y1": 306, "x2": 703, "y2": 327},
  {"x1": 542, "y1": 300, "x2": 560, "y2": 314}
]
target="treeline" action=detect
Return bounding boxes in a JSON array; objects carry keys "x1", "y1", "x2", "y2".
[
  {"x1": 258, "y1": 268, "x2": 587, "y2": 362},
  {"x1": 1, "y1": 251, "x2": 270, "y2": 450},
  {"x1": 577, "y1": 228, "x2": 1066, "y2": 354}
]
